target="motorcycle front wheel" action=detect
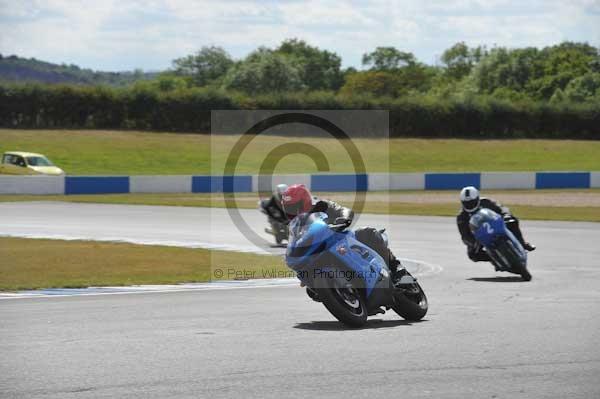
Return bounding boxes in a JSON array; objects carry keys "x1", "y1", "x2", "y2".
[
  {"x1": 515, "y1": 264, "x2": 532, "y2": 281},
  {"x1": 392, "y1": 272, "x2": 428, "y2": 321},
  {"x1": 493, "y1": 240, "x2": 532, "y2": 281},
  {"x1": 316, "y1": 276, "x2": 367, "y2": 327}
]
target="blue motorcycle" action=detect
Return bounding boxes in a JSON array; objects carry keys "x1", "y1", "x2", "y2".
[
  {"x1": 469, "y1": 208, "x2": 532, "y2": 281},
  {"x1": 285, "y1": 212, "x2": 428, "y2": 327}
]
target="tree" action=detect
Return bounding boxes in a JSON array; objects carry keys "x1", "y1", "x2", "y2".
[
  {"x1": 172, "y1": 46, "x2": 234, "y2": 86},
  {"x1": 275, "y1": 39, "x2": 344, "y2": 90},
  {"x1": 491, "y1": 87, "x2": 532, "y2": 102},
  {"x1": 441, "y1": 42, "x2": 486, "y2": 80},
  {"x1": 355, "y1": 47, "x2": 436, "y2": 96},
  {"x1": 549, "y1": 88, "x2": 566, "y2": 103},
  {"x1": 222, "y1": 49, "x2": 304, "y2": 94},
  {"x1": 362, "y1": 47, "x2": 416, "y2": 71},
  {"x1": 469, "y1": 42, "x2": 599, "y2": 100},
  {"x1": 339, "y1": 71, "x2": 403, "y2": 97},
  {"x1": 154, "y1": 75, "x2": 188, "y2": 92},
  {"x1": 470, "y1": 47, "x2": 540, "y2": 95},
  {"x1": 562, "y1": 72, "x2": 600, "y2": 102},
  {"x1": 528, "y1": 42, "x2": 599, "y2": 99}
]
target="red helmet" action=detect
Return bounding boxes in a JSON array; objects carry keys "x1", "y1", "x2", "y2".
[{"x1": 281, "y1": 184, "x2": 313, "y2": 220}]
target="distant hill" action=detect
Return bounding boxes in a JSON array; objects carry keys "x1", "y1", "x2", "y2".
[{"x1": 0, "y1": 54, "x2": 159, "y2": 86}]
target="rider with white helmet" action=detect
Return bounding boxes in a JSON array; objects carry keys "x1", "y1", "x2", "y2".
[
  {"x1": 275, "y1": 184, "x2": 288, "y2": 203},
  {"x1": 459, "y1": 186, "x2": 481, "y2": 212},
  {"x1": 260, "y1": 184, "x2": 289, "y2": 224},
  {"x1": 457, "y1": 186, "x2": 535, "y2": 262}
]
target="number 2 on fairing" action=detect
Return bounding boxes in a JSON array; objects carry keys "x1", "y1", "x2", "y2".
[{"x1": 483, "y1": 222, "x2": 494, "y2": 234}]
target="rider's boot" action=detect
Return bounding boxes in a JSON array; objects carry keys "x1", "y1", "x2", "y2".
[
  {"x1": 506, "y1": 219, "x2": 536, "y2": 252},
  {"x1": 514, "y1": 229, "x2": 536, "y2": 251},
  {"x1": 523, "y1": 242, "x2": 536, "y2": 251}
]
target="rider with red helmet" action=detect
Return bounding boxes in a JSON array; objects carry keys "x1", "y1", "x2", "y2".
[
  {"x1": 281, "y1": 184, "x2": 402, "y2": 274},
  {"x1": 281, "y1": 183, "x2": 353, "y2": 224}
]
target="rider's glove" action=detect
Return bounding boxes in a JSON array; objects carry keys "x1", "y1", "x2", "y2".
[
  {"x1": 333, "y1": 217, "x2": 351, "y2": 230},
  {"x1": 503, "y1": 214, "x2": 515, "y2": 222}
]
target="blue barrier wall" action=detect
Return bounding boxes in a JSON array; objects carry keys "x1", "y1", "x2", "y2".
[
  {"x1": 311, "y1": 174, "x2": 368, "y2": 192},
  {"x1": 535, "y1": 172, "x2": 590, "y2": 189},
  {"x1": 425, "y1": 173, "x2": 481, "y2": 190},
  {"x1": 65, "y1": 176, "x2": 129, "y2": 195},
  {"x1": 192, "y1": 175, "x2": 253, "y2": 193},
  {"x1": 3, "y1": 172, "x2": 596, "y2": 195}
]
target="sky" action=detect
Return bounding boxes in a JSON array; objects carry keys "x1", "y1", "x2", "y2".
[{"x1": 1, "y1": 0, "x2": 599, "y2": 72}]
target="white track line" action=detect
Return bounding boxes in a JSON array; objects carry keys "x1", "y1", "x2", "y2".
[
  {"x1": 0, "y1": 278, "x2": 299, "y2": 300},
  {"x1": 0, "y1": 259, "x2": 442, "y2": 299},
  {"x1": 0, "y1": 233, "x2": 273, "y2": 255}
]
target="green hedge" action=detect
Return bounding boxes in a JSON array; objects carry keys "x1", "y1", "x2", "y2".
[{"x1": 1, "y1": 84, "x2": 599, "y2": 138}]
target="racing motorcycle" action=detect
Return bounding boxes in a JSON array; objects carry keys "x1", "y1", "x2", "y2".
[
  {"x1": 285, "y1": 212, "x2": 428, "y2": 327},
  {"x1": 469, "y1": 208, "x2": 532, "y2": 281},
  {"x1": 258, "y1": 199, "x2": 289, "y2": 245}
]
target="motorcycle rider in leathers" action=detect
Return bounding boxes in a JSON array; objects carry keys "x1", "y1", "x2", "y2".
[
  {"x1": 281, "y1": 184, "x2": 403, "y2": 279},
  {"x1": 260, "y1": 184, "x2": 288, "y2": 225},
  {"x1": 457, "y1": 186, "x2": 535, "y2": 263}
]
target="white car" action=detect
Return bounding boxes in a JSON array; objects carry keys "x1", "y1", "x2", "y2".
[{"x1": 1, "y1": 151, "x2": 65, "y2": 175}]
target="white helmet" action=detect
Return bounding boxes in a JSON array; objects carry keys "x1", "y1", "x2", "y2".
[
  {"x1": 460, "y1": 186, "x2": 480, "y2": 212},
  {"x1": 275, "y1": 184, "x2": 288, "y2": 201}
]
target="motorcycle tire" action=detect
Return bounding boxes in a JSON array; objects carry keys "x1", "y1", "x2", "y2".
[
  {"x1": 496, "y1": 239, "x2": 532, "y2": 281},
  {"x1": 315, "y1": 277, "x2": 367, "y2": 327},
  {"x1": 517, "y1": 265, "x2": 532, "y2": 281},
  {"x1": 392, "y1": 273, "x2": 428, "y2": 321}
]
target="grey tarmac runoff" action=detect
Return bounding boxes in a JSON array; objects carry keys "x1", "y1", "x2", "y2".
[{"x1": 0, "y1": 201, "x2": 599, "y2": 398}]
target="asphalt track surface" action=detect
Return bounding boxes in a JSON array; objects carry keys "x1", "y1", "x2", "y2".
[{"x1": 1, "y1": 202, "x2": 599, "y2": 398}]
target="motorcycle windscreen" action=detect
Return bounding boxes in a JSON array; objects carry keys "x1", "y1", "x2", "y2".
[{"x1": 286, "y1": 212, "x2": 332, "y2": 266}]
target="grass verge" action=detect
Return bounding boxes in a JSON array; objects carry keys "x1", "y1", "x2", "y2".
[
  {"x1": 1, "y1": 190, "x2": 599, "y2": 222},
  {"x1": 2, "y1": 129, "x2": 600, "y2": 174},
  {"x1": 0, "y1": 237, "x2": 286, "y2": 291},
  {"x1": 383, "y1": 203, "x2": 600, "y2": 222}
]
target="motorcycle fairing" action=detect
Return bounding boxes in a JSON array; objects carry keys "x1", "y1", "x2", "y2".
[
  {"x1": 286, "y1": 212, "x2": 388, "y2": 297},
  {"x1": 470, "y1": 208, "x2": 527, "y2": 271}
]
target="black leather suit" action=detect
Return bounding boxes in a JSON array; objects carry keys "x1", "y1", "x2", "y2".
[
  {"x1": 457, "y1": 197, "x2": 526, "y2": 262},
  {"x1": 310, "y1": 199, "x2": 401, "y2": 271}
]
